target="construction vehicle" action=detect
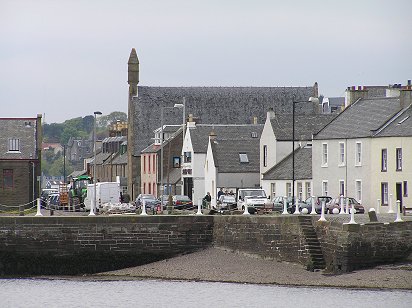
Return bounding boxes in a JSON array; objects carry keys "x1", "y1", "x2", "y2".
[{"x1": 69, "y1": 175, "x2": 93, "y2": 210}]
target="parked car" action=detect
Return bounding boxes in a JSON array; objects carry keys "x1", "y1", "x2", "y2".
[
  {"x1": 47, "y1": 193, "x2": 60, "y2": 210},
  {"x1": 272, "y1": 196, "x2": 295, "y2": 213},
  {"x1": 135, "y1": 194, "x2": 161, "y2": 210},
  {"x1": 327, "y1": 197, "x2": 365, "y2": 214},
  {"x1": 298, "y1": 196, "x2": 332, "y2": 214},
  {"x1": 217, "y1": 194, "x2": 237, "y2": 211},
  {"x1": 172, "y1": 195, "x2": 193, "y2": 210},
  {"x1": 40, "y1": 189, "x2": 58, "y2": 208}
]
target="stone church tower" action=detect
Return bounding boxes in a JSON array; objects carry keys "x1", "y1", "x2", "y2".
[{"x1": 127, "y1": 48, "x2": 139, "y2": 198}]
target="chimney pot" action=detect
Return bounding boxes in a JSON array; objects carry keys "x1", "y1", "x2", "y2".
[{"x1": 358, "y1": 86, "x2": 362, "y2": 90}]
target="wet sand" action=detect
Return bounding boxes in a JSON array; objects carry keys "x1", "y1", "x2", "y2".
[{"x1": 95, "y1": 247, "x2": 412, "y2": 290}]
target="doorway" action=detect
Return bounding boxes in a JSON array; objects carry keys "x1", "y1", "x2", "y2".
[
  {"x1": 396, "y1": 182, "x2": 403, "y2": 212},
  {"x1": 184, "y1": 177, "x2": 193, "y2": 200}
]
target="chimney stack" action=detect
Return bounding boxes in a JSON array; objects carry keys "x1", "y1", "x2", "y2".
[
  {"x1": 400, "y1": 88, "x2": 412, "y2": 109},
  {"x1": 345, "y1": 86, "x2": 369, "y2": 107},
  {"x1": 209, "y1": 130, "x2": 217, "y2": 141}
]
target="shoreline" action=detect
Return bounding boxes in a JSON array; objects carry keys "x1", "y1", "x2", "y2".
[{"x1": 90, "y1": 247, "x2": 412, "y2": 291}]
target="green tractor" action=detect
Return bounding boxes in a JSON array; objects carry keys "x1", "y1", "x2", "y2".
[{"x1": 69, "y1": 175, "x2": 92, "y2": 210}]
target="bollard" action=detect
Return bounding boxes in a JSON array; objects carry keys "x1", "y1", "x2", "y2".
[
  {"x1": 282, "y1": 196, "x2": 288, "y2": 215},
  {"x1": 293, "y1": 198, "x2": 300, "y2": 215},
  {"x1": 318, "y1": 200, "x2": 326, "y2": 222},
  {"x1": 345, "y1": 197, "x2": 349, "y2": 214},
  {"x1": 243, "y1": 203, "x2": 250, "y2": 215},
  {"x1": 196, "y1": 198, "x2": 203, "y2": 215},
  {"x1": 339, "y1": 195, "x2": 345, "y2": 214},
  {"x1": 388, "y1": 194, "x2": 394, "y2": 213},
  {"x1": 395, "y1": 200, "x2": 403, "y2": 222},
  {"x1": 345, "y1": 204, "x2": 357, "y2": 225},
  {"x1": 141, "y1": 199, "x2": 148, "y2": 216},
  {"x1": 50, "y1": 209, "x2": 54, "y2": 216},
  {"x1": 376, "y1": 198, "x2": 381, "y2": 214},
  {"x1": 310, "y1": 195, "x2": 317, "y2": 215},
  {"x1": 35, "y1": 198, "x2": 43, "y2": 217},
  {"x1": 19, "y1": 205, "x2": 24, "y2": 216}
]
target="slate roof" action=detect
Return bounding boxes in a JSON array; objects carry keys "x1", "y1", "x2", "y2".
[
  {"x1": 314, "y1": 97, "x2": 402, "y2": 140},
  {"x1": 374, "y1": 105, "x2": 412, "y2": 137},
  {"x1": 211, "y1": 138, "x2": 260, "y2": 174},
  {"x1": 270, "y1": 114, "x2": 336, "y2": 141},
  {"x1": 131, "y1": 85, "x2": 316, "y2": 155},
  {"x1": 0, "y1": 117, "x2": 39, "y2": 160},
  {"x1": 262, "y1": 146, "x2": 312, "y2": 180},
  {"x1": 141, "y1": 129, "x2": 183, "y2": 154},
  {"x1": 190, "y1": 124, "x2": 263, "y2": 153}
]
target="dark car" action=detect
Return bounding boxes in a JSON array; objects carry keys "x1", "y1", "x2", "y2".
[
  {"x1": 135, "y1": 194, "x2": 161, "y2": 210},
  {"x1": 40, "y1": 189, "x2": 58, "y2": 208},
  {"x1": 172, "y1": 195, "x2": 193, "y2": 210},
  {"x1": 217, "y1": 194, "x2": 237, "y2": 211},
  {"x1": 298, "y1": 196, "x2": 331, "y2": 214},
  {"x1": 327, "y1": 197, "x2": 365, "y2": 214}
]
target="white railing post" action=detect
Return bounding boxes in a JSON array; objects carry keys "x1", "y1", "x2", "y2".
[
  {"x1": 388, "y1": 193, "x2": 394, "y2": 213},
  {"x1": 196, "y1": 198, "x2": 203, "y2": 215},
  {"x1": 293, "y1": 197, "x2": 300, "y2": 215},
  {"x1": 345, "y1": 197, "x2": 349, "y2": 214},
  {"x1": 310, "y1": 195, "x2": 317, "y2": 215},
  {"x1": 35, "y1": 198, "x2": 43, "y2": 217},
  {"x1": 243, "y1": 203, "x2": 250, "y2": 215},
  {"x1": 339, "y1": 195, "x2": 345, "y2": 214},
  {"x1": 346, "y1": 204, "x2": 357, "y2": 224},
  {"x1": 318, "y1": 200, "x2": 327, "y2": 222},
  {"x1": 282, "y1": 196, "x2": 288, "y2": 215},
  {"x1": 141, "y1": 199, "x2": 148, "y2": 216},
  {"x1": 395, "y1": 200, "x2": 403, "y2": 222},
  {"x1": 376, "y1": 199, "x2": 381, "y2": 214}
]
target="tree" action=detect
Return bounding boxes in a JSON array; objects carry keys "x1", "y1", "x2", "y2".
[{"x1": 97, "y1": 111, "x2": 127, "y2": 128}]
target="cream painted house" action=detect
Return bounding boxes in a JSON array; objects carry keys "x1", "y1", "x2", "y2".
[{"x1": 312, "y1": 86, "x2": 412, "y2": 211}]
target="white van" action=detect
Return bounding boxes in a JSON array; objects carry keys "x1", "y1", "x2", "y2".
[{"x1": 237, "y1": 188, "x2": 270, "y2": 214}]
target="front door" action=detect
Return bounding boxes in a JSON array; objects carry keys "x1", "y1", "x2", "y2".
[
  {"x1": 396, "y1": 182, "x2": 403, "y2": 212},
  {"x1": 184, "y1": 177, "x2": 193, "y2": 200}
]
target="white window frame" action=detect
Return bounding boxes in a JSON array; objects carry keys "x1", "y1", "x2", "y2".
[
  {"x1": 381, "y1": 148, "x2": 387, "y2": 172},
  {"x1": 297, "y1": 182, "x2": 303, "y2": 201},
  {"x1": 355, "y1": 141, "x2": 362, "y2": 166},
  {"x1": 339, "y1": 180, "x2": 345, "y2": 196},
  {"x1": 8, "y1": 138, "x2": 20, "y2": 152},
  {"x1": 355, "y1": 180, "x2": 362, "y2": 202},
  {"x1": 322, "y1": 143, "x2": 328, "y2": 167},
  {"x1": 286, "y1": 183, "x2": 292, "y2": 197},
  {"x1": 322, "y1": 180, "x2": 328, "y2": 196},
  {"x1": 305, "y1": 182, "x2": 311, "y2": 200},
  {"x1": 381, "y1": 182, "x2": 388, "y2": 205},
  {"x1": 339, "y1": 142, "x2": 345, "y2": 166},
  {"x1": 271, "y1": 182, "x2": 276, "y2": 199},
  {"x1": 396, "y1": 148, "x2": 402, "y2": 171},
  {"x1": 263, "y1": 145, "x2": 268, "y2": 167}
]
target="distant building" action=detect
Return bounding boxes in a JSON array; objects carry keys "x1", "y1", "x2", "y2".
[{"x1": 0, "y1": 115, "x2": 42, "y2": 206}]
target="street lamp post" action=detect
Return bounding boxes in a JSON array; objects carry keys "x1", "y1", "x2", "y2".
[
  {"x1": 89, "y1": 111, "x2": 102, "y2": 216},
  {"x1": 160, "y1": 103, "x2": 184, "y2": 212},
  {"x1": 292, "y1": 98, "x2": 318, "y2": 215}
]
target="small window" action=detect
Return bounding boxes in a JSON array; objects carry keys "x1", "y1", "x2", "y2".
[
  {"x1": 8, "y1": 138, "x2": 20, "y2": 152},
  {"x1": 381, "y1": 149, "x2": 387, "y2": 172},
  {"x1": 251, "y1": 132, "x2": 258, "y2": 138},
  {"x1": 356, "y1": 180, "x2": 362, "y2": 201},
  {"x1": 404, "y1": 181, "x2": 408, "y2": 197},
  {"x1": 3, "y1": 169, "x2": 13, "y2": 189},
  {"x1": 239, "y1": 153, "x2": 249, "y2": 163},
  {"x1": 339, "y1": 142, "x2": 345, "y2": 165},
  {"x1": 263, "y1": 145, "x2": 268, "y2": 167},
  {"x1": 286, "y1": 183, "x2": 292, "y2": 197},
  {"x1": 184, "y1": 151, "x2": 192, "y2": 163},
  {"x1": 381, "y1": 182, "x2": 388, "y2": 205},
  {"x1": 271, "y1": 183, "x2": 276, "y2": 199},
  {"x1": 305, "y1": 182, "x2": 311, "y2": 200},
  {"x1": 355, "y1": 142, "x2": 362, "y2": 166},
  {"x1": 322, "y1": 180, "x2": 328, "y2": 196},
  {"x1": 396, "y1": 148, "x2": 402, "y2": 171},
  {"x1": 339, "y1": 180, "x2": 345, "y2": 196},
  {"x1": 322, "y1": 143, "x2": 328, "y2": 166}
]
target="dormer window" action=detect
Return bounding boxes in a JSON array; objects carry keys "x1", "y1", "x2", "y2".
[
  {"x1": 8, "y1": 138, "x2": 20, "y2": 152},
  {"x1": 239, "y1": 153, "x2": 249, "y2": 163},
  {"x1": 251, "y1": 132, "x2": 258, "y2": 138}
]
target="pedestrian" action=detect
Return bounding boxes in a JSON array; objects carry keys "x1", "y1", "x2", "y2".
[
  {"x1": 203, "y1": 192, "x2": 211, "y2": 209},
  {"x1": 217, "y1": 188, "x2": 224, "y2": 200}
]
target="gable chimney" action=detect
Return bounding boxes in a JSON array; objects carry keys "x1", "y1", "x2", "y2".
[
  {"x1": 345, "y1": 86, "x2": 369, "y2": 107},
  {"x1": 400, "y1": 87, "x2": 412, "y2": 109}
]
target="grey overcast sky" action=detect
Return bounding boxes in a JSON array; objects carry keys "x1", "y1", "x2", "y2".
[{"x1": 1, "y1": 0, "x2": 411, "y2": 123}]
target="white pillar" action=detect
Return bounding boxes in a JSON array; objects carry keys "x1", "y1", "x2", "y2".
[
  {"x1": 345, "y1": 197, "x2": 349, "y2": 214},
  {"x1": 318, "y1": 200, "x2": 327, "y2": 222},
  {"x1": 141, "y1": 199, "x2": 148, "y2": 216},
  {"x1": 395, "y1": 200, "x2": 403, "y2": 222},
  {"x1": 243, "y1": 203, "x2": 250, "y2": 215},
  {"x1": 293, "y1": 198, "x2": 300, "y2": 215},
  {"x1": 35, "y1": 198, "x2": 43, "y2": 217},
  {"x1": 282, "y1": 196, "x2": 288, "y2": 215},
  {"x1": 388, "y1": 194, "x2": 394, "y2": 213},
  {"x1": 339, "y1": 195, "x2": 345, "y2": 214},
  {"x1": 196, "y1": 198, "x2": 203, "y2": 215},
  {"x1": 376, "y1": 199, "x2": 381, "y2": 214},
  {"x1": 346, "y1": 204, "x2": 357, "y2": 224},
  {"x1": 310, "y1": 195, "x2": 317, "y2": 215}
]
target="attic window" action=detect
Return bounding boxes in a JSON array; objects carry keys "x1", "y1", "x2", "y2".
[
  {"x1": 398, "y1": 116, "x2": 410, "y2": 125},
  {"x1": 239, "y1": 153, "x2": 249, "y2": 163},
  {"x1": 24, "y1": 121, "x2": 32, "y2": 127},
  {"x1": 251, "y1": 132, "x2": 258, "y2": 138}
]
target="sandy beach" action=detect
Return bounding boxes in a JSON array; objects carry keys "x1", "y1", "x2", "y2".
[{"x1": 95, "y1": 247, "x2": 412, "y2": 290}]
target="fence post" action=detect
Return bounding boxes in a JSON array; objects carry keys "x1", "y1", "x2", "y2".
[
  {"x1": 318, "y1": 200, "x2": 327, "y2": 222},
  {"x1": 19, "y1": 205, "x2": 24, "y2": 216},
  {"x1": 395, "y1": 200, "x2": 403, "y2": 222},
  {"x1": 35, "y1": 198, "x2": 43, "y2": 216}
]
